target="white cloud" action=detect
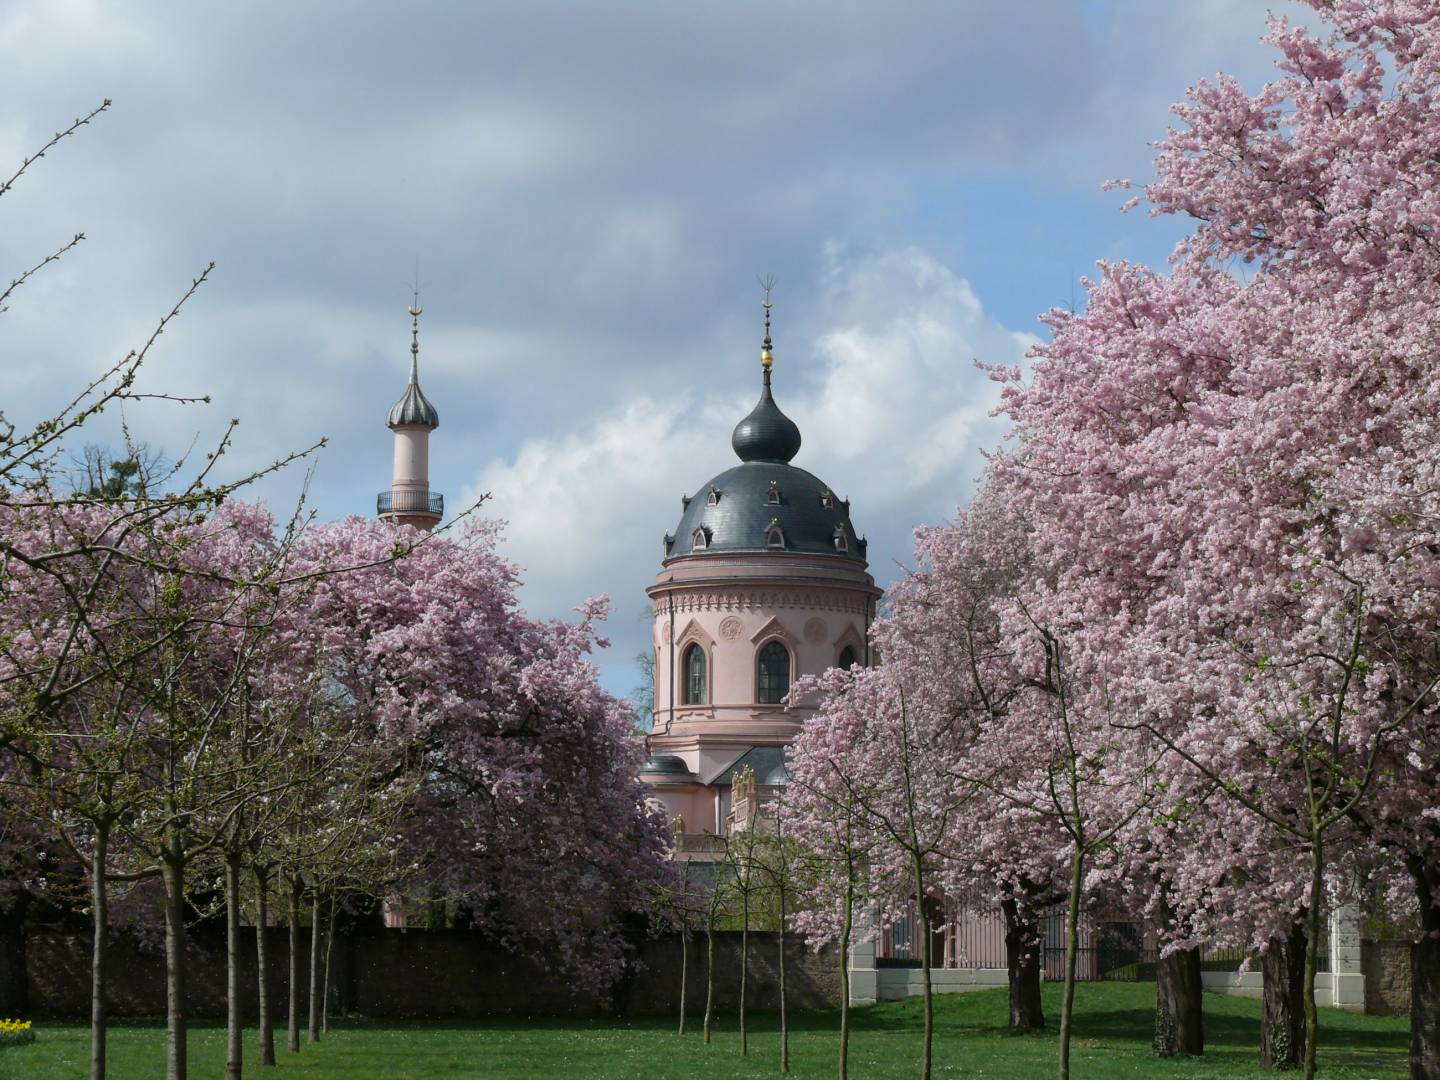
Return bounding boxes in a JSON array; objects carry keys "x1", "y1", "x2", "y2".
[{"x1": 465, "y1": 247, "x2": 1033, "y2": 686}]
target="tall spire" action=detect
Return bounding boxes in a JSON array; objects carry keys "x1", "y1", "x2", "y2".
[
  {"x1": 759, "y1": 274, "x2": 775, "y2": 387},
  {"x1": 408, "y1": 301, "x2": 423, "y2": 384}
]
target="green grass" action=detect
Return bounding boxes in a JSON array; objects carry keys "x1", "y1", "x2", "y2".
[{"x1": 2, "y1": 983, "x2": 1410, "y2": 1079}]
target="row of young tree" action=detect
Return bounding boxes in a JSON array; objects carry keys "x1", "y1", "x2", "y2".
[
  {"x1": 0, "y1": 104, "x2": 671, "y2": 1080},
  {"x1": 783, "y1": 5, "x2": 1440, "y2": 1080}
]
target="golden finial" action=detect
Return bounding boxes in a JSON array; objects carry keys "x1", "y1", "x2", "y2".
[{"x1": 759, "y1": 274, "x2": 776, "y2": 371}]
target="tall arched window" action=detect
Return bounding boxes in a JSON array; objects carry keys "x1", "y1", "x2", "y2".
[
  {"x1": 838, "y1": 645, "x2": 858, "y2": 671},
  {"x1": 683, "y1": 643, "x2": 707, "y2": 705},
  {"x1": 757, "y1": 640, "x2": 791, "y2": 704}
]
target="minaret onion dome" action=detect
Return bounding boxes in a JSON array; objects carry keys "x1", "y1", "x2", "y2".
[
  {"x1": 730, "y1": 282, "x2": 802, "y2": 464},
  {"x1": 387, "y1": 305, "x2": 440, "y2": 430}
]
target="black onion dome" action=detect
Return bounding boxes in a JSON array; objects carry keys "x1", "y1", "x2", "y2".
[
  {"x1": 669, "y1": 461, "x2": 866, "y2": 562},
  {"x1": 731, "y1": 375, "x2": 801, "y2": 464}
]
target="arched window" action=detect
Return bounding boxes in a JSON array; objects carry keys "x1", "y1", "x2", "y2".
[
  {"x1": 757, "y1": 640, "x2": 791, "y2": 704},
  {"x1": 692, "y1": 527, "x2": 708, "y2": 550},
  {"x1": 683, "y1": 643, "x2": 707, "y2": 705},
  {"x1": 838, "y1": 645, "x2": 858, "y2": 670}
]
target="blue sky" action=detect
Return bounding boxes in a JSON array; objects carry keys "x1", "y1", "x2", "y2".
[{"x1": 0, "y1": 0, "x2": 1311, "y2": 697}]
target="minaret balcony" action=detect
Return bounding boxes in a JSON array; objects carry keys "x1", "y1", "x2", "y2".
[{"x1": 377, "y1": 490, "x2": 444, "y2": 517}]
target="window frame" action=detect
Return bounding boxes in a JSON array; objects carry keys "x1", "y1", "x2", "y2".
[
  {"x1": 682, "y1": 641, "x2": 709, "y2": 706},
  {"x1": 755, "y1": 638, "x2": 792, "y2": 705}
]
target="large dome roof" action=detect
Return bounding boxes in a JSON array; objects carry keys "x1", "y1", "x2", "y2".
[
  {"x1": 667, "y1": 461, "x2": 865, "y2": 561},
  {"x1": 666, "y1": 358, "x2": 866, "y2": 563}
]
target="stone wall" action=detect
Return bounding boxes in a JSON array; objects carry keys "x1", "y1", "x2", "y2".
[
  {"x1": 16, "y1": 927, "x2": 840, "y2": 1019},
  {"x1": 1362, "y1": 939, "x2": 1412, "y2": 1016}
]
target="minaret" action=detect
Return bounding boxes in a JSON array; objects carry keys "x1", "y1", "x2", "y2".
[{"x1": 377, "y1": 302, "x2": 442, "y2": 531}]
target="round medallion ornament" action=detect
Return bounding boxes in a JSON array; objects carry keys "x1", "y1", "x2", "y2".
[
  {"x1": 803, "y1": 617, "x2": 827, "y2": 644},
  {"x1": 719, "y1": 616, "x2": 744, "y2": 641}
]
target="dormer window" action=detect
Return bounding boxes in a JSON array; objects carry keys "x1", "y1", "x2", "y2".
[
  {"x1": 766, "y1": 518, "x2": 785, "y2": 549},
  {"x1": 833, "y1": 526, "x2": 849, "y2": 553},
  {"x1": 692, "y1": 526, "x2": 709, "y2": 550},
  {"x1": 820, "y1": 489, "x2": 834, "y2": 509},
  {"x1": 706, "y1": 487, "x2": 720, "y2": 507},
  {"x1": 767, "y1": 480, "x2": 781, "y2": 505}
]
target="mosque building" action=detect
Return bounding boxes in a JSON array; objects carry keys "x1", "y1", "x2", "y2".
[{"x1": 637, "y1": 294, "x2": 881, "y2": 856}]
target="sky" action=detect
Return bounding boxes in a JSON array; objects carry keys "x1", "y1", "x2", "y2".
[{"x1": 0, "y1": 0, "x2": 1313, "y2": 697}]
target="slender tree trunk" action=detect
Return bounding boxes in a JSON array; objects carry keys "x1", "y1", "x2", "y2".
[
  {"x1": 161, "y1": 847, "x2": 188, "y2": 1080},
  {"x1": 90, "y1": 819, "x2": 110, "y2": 1080},
  {"x1": 1301, "y1": 841, "x2": 1324, "y2": 1080},
  {"x1": 1001, "y1": 895, "x2": 1045, "y2": 1032},
  {"x1": 703, "y1": 918, "x2": 716, "y2": 1044},
  {"x1": 1058, "y1": 845, "x2": 1084, "y2": 1080},
  {"x1": 913, "y1": 855, "x2": 933, "y2": 1080},
  {"x1": 779, "y1": 880, "x2": 789, "y2": 1073},
  {"x1": 1155, "y1": 947, "x2": 1204, "y2": 1056},
  {"x1": 1410, "y1": 859, "x2": 1440, "y2": 1080},
  {"x1": 224, "y1": 852, "x2": 243, "y2": 1080},
  {"x1": 740, "y1": 881, "x2": 749, "y2": 1056},
  {"x1": 308, "y1": 890, "x2": 322, "y2": 1043},
  {"x1": 678, "y1": 927, "x2": 688, "y2": 1035},
  {"x1": 255, "y1": 867, "x2": 275, "y2": 1067},
  {"x1": 1261, "y1": 919, "x2": 1306, "y2": 1070},
  {"x1": 322, "y1": 893, "x2": 336, "y2": 1034},
  {"x1": 839, "y1": 869, "x2": 853, "y2": 1080},
  {"x1": 287, "y1": 876, "x2": 301, "y2": 1054}
]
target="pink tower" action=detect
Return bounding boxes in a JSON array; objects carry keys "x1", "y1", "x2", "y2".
[
  {"x1": 641, "y1": 289, "x2": 881, "y2": 856},
  {"x1": 378, "y1": 304, "x2": 442, "y2": 532}
]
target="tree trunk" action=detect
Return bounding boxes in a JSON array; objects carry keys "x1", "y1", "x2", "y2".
[
  {"x1": 740, "y1": 883, "x2": 749, "y2": 1056},
  {"x1": 90, "y1": 819, "x2": 109, "y2": 1080},
  {"x1": 779, "y1": 883, "x2": 789, "y2": 1073},
  {"x1": 287, "y1": 876, "x2": 301, "y2": 1054},
  {"x1": 1261, "y1": 920, "x2": 1306, "y2": 1070},
  {"x1": 1001, "y1": 895, "x2": 1045, "y2": 1032},
  {"x1": 308, "y1": 890, "x2": 322, "y2": 1043},
  {"x1": 839, "y1": 869, "x2": 853, "y2": 1080},
  {"x1": 1155, "y1": 946, "x2": 1204, "y2": 1057},
  {"x1": 703, "y1": 921, "x2": 715, "y2": 1045},
  {"x1": 677, "y1": 928, "x2": 687, "y2": 1035},
  {"x1": 255, "y1": 867, "x2": 275, "y2": 1067},
  {"x1": 224, "y1": 852, "x2": 243, "y2": 1080},
  {"x1": 322, "y1": 893, "x2": 336, "y2": 1034},
  {"x1": 161, "y1": 849, "x2": 188, "y2": 1080},
  {"x1": 1057, "y1": 845, "x2": 1084, "y2": 1080},
  {"x1": 1409, "y1": 859, "x2": 1440, "y2": 1080},
  {"x1": 1301, "y1": 844, "x2": 1324, "y2": 1080},
  {"x1": 913, "y1": 855, "x2": 933, "y2": 1080}
]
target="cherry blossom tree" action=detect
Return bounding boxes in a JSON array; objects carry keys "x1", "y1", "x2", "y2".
[
  {"x1": 985, "y1": 7, "x2": 1440, "y2": 1077},
  {"x1": 293, "y1": 515, "x2": 672, "y2": 991}
]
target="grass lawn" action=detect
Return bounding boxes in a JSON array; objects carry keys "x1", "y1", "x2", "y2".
[{"x1": 2, "y1": 982, "x2": 1410, "y2": 1079}]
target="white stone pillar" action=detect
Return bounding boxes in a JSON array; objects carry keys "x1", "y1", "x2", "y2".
[
  {"x1": 848, "y1": 904, "x2": 879, "y2": 1005},
  {"x1": 1329, "y1": 903, "x2": 1365, "y2": 1010}
]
